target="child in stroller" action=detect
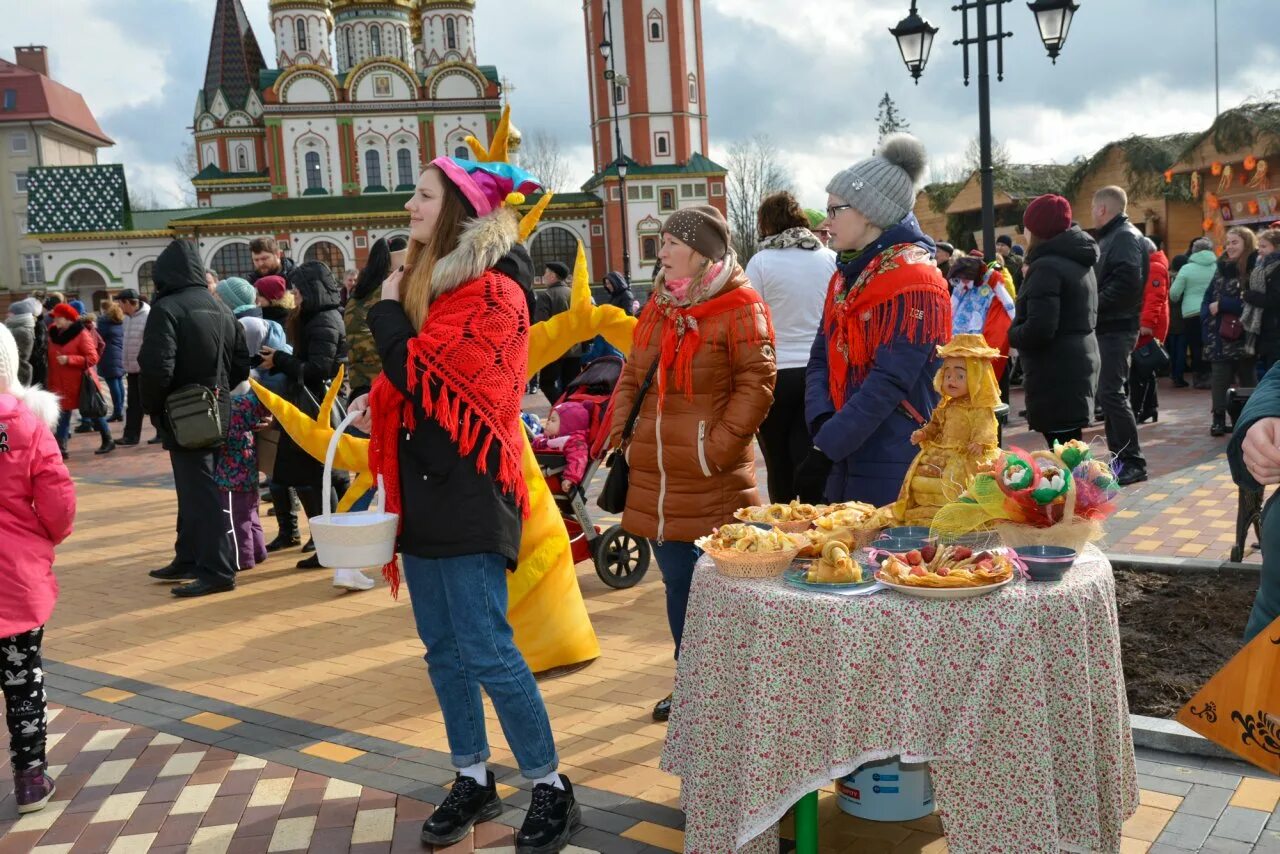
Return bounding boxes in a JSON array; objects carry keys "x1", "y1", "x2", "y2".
[{"x1": 530, "y1": 355, "x2": 652, "y2": 588}]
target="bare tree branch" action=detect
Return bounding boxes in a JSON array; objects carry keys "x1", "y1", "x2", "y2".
[
  {"x1": 725, "y1": 134, "x2": 793, "y2": 263},
  {"x1": 172, "y1": 141, "x2": 198, "y2": 207},
  {"x1": 520, "y1": 130, "x2": 571, "y2": 194}
]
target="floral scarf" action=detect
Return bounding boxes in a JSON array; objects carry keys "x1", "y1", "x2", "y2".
[{"x1": 758, "y1": 227, "x2": 823, "y2": 252}]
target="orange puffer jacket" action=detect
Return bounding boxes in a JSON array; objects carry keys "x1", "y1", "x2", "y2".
[{"x1": 609, "y1": 264, "x2": 776, "y2": 543}]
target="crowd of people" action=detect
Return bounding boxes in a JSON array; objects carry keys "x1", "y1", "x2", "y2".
[{"x1": 3, "y1": 122, "x2": 1280, "y2": 851}]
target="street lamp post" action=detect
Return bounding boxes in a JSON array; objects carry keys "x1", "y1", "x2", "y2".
[
  {"x1": 891, "y1": 0, "x2": 1079, "y2": 261},
  {"x1": 598, "y1": 3, "x2": 633, "y2": 281}
]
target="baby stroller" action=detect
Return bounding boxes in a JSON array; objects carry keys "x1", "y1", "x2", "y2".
[{"x1": 530, "y1": 355, "x2": 652, "y2": 589}]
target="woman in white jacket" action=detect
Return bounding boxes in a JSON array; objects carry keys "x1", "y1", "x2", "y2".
[{"x1": 745, "y1": 191, "x2": 837, "y2": 503}]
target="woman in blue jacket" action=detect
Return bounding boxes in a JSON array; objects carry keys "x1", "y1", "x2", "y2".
[
  {"x1": 799, "y1": 135, "x2": 952, "y2": 506},
  {"x1": 97, "y1": 301, "x2": 127, "y2": 421}
]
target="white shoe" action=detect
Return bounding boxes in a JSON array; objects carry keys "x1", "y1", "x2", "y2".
[{"x1": 333, "y1": 568, "x2": 376, "y2": 591}]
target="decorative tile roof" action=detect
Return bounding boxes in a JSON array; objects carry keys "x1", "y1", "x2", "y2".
[
  {"x1": 582, "y1": 152, "x2": 728, "y2": 191},
  {"x1": 170, "y1": 192, "x2": 416, "y2": 225},
  {"x1": 192, "y1": 164, "x2": 271, "y2": 183},
  {"x1": 26, "y1": 165, "x2": 129, "y2": 234},
  {"x1": 0, "y1": 57, "x2": 114, "y2": 145},
  {"x1": 203, "y1": 0, "x2": 268, "y2": 111}
]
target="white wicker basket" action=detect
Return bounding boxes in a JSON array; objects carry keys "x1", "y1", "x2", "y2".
[{"x1": 311, "y1": 412, "x2": 399, "y2": 569}]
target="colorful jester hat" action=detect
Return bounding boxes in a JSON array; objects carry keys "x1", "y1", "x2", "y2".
[{"x1": 432, "y1": 105, "x2": 553, "y2": 241}]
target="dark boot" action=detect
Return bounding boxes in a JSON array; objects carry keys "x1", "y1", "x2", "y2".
[
  {"x1": 1211, "y1": 410, "x2": 1228, "y2": 437},
  {"x1": 15, "y1": 765, "x2": 56, "y2": 814},
  {"x1": 421, "y1": 772, "x2": 503, "y2": 847},
  {"x1": 95, "y1": 425, "x2": 116, "y2": 455},
  {"x1": 265, "y1": 486, "x2": 300, "y2": 551},
  {"x1": 58, "y1": 440, "x2": 68, "y2": 461}
]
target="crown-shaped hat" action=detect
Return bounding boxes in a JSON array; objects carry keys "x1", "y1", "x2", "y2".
[{"x1": 431, "y1": 105, "x2": 553, "y2": 240}]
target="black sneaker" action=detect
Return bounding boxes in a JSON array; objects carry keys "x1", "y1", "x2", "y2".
[
  {"x1": 421, "y1": 772, "x2": 503, "y2": 847},
  {"x1": 1117, "y1": 465, "x2": 1148, "y2": 486},
  {"x1": 516, "y1": 775, "x2": 580, "y2": 854},
  {"x1": 149, "y1": 563, "x2": 197, "y2": 582},
  {"x1": 652, "y1": 693, "x2": 672, "y2": 722}
]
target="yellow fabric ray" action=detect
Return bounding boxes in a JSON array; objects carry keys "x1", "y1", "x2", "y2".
[
  {"x1": 519, "y1": 193, "x2": 554, "y2": 242},
  {"x1": 466, "y1": 104, "x2": 511, "y2": 164},
  {"x1": 526, "y1": 242, "x2": 637, "y2": 377}
]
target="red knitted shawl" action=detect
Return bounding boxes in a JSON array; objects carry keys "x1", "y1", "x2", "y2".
[
  {"x1": 634, "y1": 277, "x2": 774, "y2": 409},
  {"x1": 368, "y1": 271, "x2": 530, "y2": 596},
  {"x1": 824, "y1": 243, "x2": 952, "y2": 406}
]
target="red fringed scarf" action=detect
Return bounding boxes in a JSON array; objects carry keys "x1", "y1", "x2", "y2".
[
  {"x1": 824, "y1": 243, "x2": 952, "y2": 406},
  {"x1": 634, "y1": 274, "x2": 774, "y2": 408},
  {"x1": 368, "y1": 272, "x2": 530, "y2": 597}
]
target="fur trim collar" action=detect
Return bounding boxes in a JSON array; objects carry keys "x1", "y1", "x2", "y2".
[
  {"x1": 429, "y1": 206, "x2": 520, "y2": 302},
  {"x1": 652, "y1": 248, "x2": 743, "y2": 307},
  {"x1": 4, "y1": 385, "x2": 61, "y2": 430}
]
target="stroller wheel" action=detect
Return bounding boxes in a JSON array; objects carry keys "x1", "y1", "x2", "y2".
[{"x1": 593, "y1": 525, "x2": 650, "y2": 589}]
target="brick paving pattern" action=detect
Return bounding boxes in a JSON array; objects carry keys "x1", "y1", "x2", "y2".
[{"x1": 0, "y1": 375, "x2": 1270, "y2": 851}]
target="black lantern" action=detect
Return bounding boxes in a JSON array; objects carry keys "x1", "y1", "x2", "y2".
[
  {"x1": 1027, "y1": 0, "x2": 1078, "y2": 62},
  {"x1": 614, "y1": 157, "x2": 629, "y2": 180},
  {"x1": 889, "y1": 1, "x2": 939, "y2": 83},
  {"x1": 598, "y1": 40, "x2": 611, "y2": 59}
]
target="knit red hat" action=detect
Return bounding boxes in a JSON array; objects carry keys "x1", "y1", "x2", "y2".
[
  {"x1": 51, "y1": 303, "x2": 80, "y2": 322},
  {"x1": 253, "y1": 275, "x2": 287, "y2": 302},
  {"x1": 1023, "y1": 194, "x2": 1073, "y2": 240}
]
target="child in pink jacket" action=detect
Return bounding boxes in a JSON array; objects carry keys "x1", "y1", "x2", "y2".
[
  {"x1": 531, "y1": 401, "x2": 592, "y2": 493},
  {"x1": 0, "y1": 324, "x2": 76, "y2": 813}
]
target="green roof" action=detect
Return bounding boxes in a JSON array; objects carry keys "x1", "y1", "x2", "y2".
[
  {"x1": 522, "y1": 191, "x2": 600, "y2": 209},
  {"x1": 27, "y1": 165, "x2": 130, "y2": 234},
  {"x1": 583, "y1": 153, "x2": 727, "y2": 191},
  {"x1": 192, "y1": 165, "x2": 271, "y2": 183},
  {"x1": 477, "y1": 64, "x2": 499, "y2": 84},
  {"x1": 130, "y1": 208, "x2": 211, "y2": 231},
  {"x1": 171, "y1": 192, "x2": 414, "y2": 224}
]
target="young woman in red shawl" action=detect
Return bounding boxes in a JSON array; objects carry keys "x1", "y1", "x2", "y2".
[{"x1": 347, "y1": 154, "x2": 578, "y2": 852}]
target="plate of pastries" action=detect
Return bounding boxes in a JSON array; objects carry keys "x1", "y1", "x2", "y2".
[
  {"x1": 875, "y1": 544, "x2": 1016, "y2": 599},
  {"x1": 784, "y1": 541, "x2": 878, "y2": 591}
]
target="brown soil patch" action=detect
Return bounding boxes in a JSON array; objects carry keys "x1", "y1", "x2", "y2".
[{"x1": 1117, "y1": 569, "x2": 1257, "y2": 718}]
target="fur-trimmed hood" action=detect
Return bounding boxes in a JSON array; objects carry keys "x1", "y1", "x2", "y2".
[
  {"x1": 429, "y1": 206, "x2": 522, "y2": 303},
  {"x1": 0, "y1": 385, "x2": 61, "y2": 431},
  {"x1": 651, "y1": 248, "x2": 749, "y2": 307}
]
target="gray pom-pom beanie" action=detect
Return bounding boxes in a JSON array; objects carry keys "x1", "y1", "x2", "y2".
[{"x1": 826, "y1": 133, "x2": 930, "y2": 229}]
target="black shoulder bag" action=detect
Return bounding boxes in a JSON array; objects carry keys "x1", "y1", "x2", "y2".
[{"x1": 596, "y1": 358, "x2": 660, "y2": 514}]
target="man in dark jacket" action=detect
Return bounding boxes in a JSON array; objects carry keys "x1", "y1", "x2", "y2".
[
  {"x1": 1229, "y1": 362, "x2": 1280, "y2": 642},
  {"x1": 533, "y1": 261, "x2": 581, "y2": 404},
  {"x1": 246, "y1": 236, "x2": 297, "y2": 285},
  {"x1": 139, "y1": 240, "x2": 251, "y2": 598},
  {"x1": 1090, "y1": 186, "x2": 1151, "y2": 485}
]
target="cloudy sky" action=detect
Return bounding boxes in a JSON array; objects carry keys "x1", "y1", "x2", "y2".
[{"x1": 5, "y1": 0, "x2": 1277, "y2": 210}]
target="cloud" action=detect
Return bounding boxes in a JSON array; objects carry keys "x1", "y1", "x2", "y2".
[{"x1": 6, "y1": 1, "x2": 1277, "y2": 214}]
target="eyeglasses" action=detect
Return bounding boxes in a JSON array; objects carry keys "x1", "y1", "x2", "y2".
[{"x1": 826, "y1": 204, "x2": 853, "y2": 218}]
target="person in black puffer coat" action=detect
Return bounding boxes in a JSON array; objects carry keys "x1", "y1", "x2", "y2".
[
  {"x1": 1008, "y1": 195, "x2": 1101, "y2": 449},
  {"x1": 1203, "y1": 226, "x2": 1258, "y2": 436},
  {"x1": 259, "y1": 261, "x2": 347, "y2": 569},
  {"x1": 139, "y1": 239, "x2": 251, "y2": 597},
  {"x1": 602, "y1": 271, "x2": 638, "y2": 316}
]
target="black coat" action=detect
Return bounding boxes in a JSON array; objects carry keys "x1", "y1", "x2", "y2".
[
  {"x1": 1093, "y1": 213, "x2": 1150, "y2": 334},
  {"x1": 247, "y1": 256, "x2": 296, "y2": 285},
  {"x1": 269, "y1": 261, "x2": 346, "y2": 487},
  {"x1": 138, "y1": 240, "x2": 250, "y2": 449},
  {"x1": 29, "y1": 317, "x2": 48, "y2": 386},
  {"x1": 1009, "y1": 226, "x2": 1102, "y2": 434},
  {"x1": 1244, "y1": 253, "x2": 1280, "y2": 363},
  {"x1": 365, "y1": 249, "x2": 532, "y2": 567}
]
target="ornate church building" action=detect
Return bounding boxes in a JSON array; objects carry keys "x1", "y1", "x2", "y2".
[{"x1": 27, "y1": 0, "x2": 726, "y2": 301}]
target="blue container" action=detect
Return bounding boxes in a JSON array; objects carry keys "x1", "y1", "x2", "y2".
[
  {"x1": 876, "y1": 537, "x2": 927, "y2": 553},
  {"x1": 1019, "y1": 545, "x2": 1078, "y2": 582},
  {"x1": 883, "y1": 526, "x2": 932, "y2": 542},
  {"x1": 837, "y1": 757, "x2": 934, "y2": 822}
]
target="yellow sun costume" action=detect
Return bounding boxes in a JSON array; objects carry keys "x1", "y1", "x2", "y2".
[
  {"x1": 251, "y1": 109, "x2": 637, "y2": 672},
  {"x1": 890, "y1": 334, "x2": 1002, "y2": 524}
]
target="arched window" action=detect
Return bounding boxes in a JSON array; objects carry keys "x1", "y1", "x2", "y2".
[
  {"x1": 648, "y1": 10, "x2": 664, "y2": 41},
  {"x1": 397, "y1": 28, "x2": 406, "y2": 61},
  {"x1": 303, "y1": 241, "x2": 345, "y2": 272},
  {"x1": 454, "y1": 145, "x2": 469, "y2": 159},
  {"x1": 530, "y1": 227, "x2": 577, "y2": 280},
  {"x1": 211, "y1": 243, "x2": 254, "y2": 281},
  {"x1": 446, "y1": 18, "x2": 457, "y2": 50},
  {"x1": 370, "y1": 26, "x2": 382, "y2": 56},
  {"x1": 236, "y1": 145, "x2": 249, "y2": 171},
  {"x1": 345, "y1": 29, "x2": 355, "y2": 66},
  {"x1": 137, "y1": 261, "x2": 156, "y2": 298},
  {"x1": 689, "y1": 73, "x2": 698, "y2": 103},
  {"x1": 305, "y1": 151, "x2": 323, "y2": 191},
  {"x1": 396, "y1": 148, "x2": 415, "y2": 188},
  {"x1": 364, "y1": 149, "x2": 383, "y2": 189},
  {"x1": 295, "y1": 18, "x2": 308, "y2": 53}
]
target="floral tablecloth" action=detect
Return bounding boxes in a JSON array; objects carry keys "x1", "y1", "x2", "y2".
[{"x1": 660, "y1": 545, "x2": 1138, "y2": 853}]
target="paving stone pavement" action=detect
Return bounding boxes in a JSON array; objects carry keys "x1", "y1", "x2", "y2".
[{"x1": 2, "y1": 375, "x2": 1272, "y2": 852}]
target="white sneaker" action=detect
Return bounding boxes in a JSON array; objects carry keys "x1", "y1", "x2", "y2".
[{"x1": 333, "y1": 568, "x2": 376, "y2": 591}]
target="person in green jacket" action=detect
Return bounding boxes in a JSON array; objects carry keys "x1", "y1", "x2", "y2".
[
  {"x1": 1229, "y1": 361, "x2": 1280, "y2": 642},
  {"x1": 1169, "y1": 237, "x2": 1218, "y2": 389}
]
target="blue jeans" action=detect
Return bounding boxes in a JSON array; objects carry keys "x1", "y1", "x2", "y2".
[
  {"x1": 106, "y1": 376, "x2": 124, "y2": 418},
  {"x1": 56, "y1": 410, "x2": 108, "y2": 445},
  {"x1": 402, "y1": 552, "x2": 558, "y2": 779},
  {"x1": 649, "y1": 540, "x2": 702, "y2": 660}
]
